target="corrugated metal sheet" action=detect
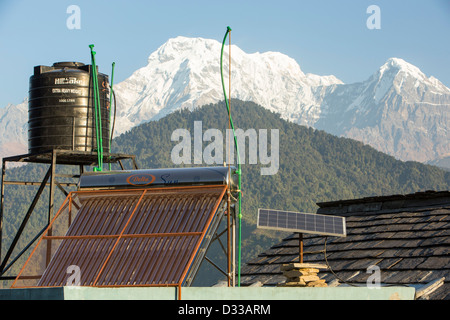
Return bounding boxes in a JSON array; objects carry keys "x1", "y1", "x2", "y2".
[{"x1": 12, "y1": 185, "x2": 227, "y2": 288}]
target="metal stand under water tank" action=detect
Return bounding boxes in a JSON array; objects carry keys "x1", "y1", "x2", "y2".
[{"x1": 0, "y1": 150, "x2": 138, "y2": 282}]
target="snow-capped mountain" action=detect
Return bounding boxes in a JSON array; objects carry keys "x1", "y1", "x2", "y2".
[
  {"x1": 0, "y1": 99, "x2": 28, "y2": 159},
  {"x1": 112, "y1": 36, "x2": 342, "y2": 134},
  {"x1": 0, "y1": 37, "x2": 449, "y2": 168},
  {"x1": 314, "y1": 57, "x2": 450, "y2": 164}
]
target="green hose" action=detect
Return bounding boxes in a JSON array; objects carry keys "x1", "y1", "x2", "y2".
[
  {"x1": 89, "y1": 44, "x2": 103, "y2": 171},
  {"x1": 220, "y1": 26, "x2": 242, "y2": 286}
]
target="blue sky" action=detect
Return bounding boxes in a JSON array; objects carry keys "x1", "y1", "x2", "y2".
[{"x1": 0, "y1": 0, "x2": 449, "y2": 108}]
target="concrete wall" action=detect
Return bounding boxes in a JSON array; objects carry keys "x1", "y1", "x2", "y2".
[{"x1": 0, "y1": 286, "x2": 416, "y2": 300}]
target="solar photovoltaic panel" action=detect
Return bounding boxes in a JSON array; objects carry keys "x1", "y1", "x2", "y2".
[{"x1": 257, "y1": 208, "x2": 346, "y2": 237}]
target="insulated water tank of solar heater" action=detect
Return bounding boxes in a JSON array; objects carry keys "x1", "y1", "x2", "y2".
[
  {"x1": 28, "y1": 61, "x2": 110, "y2": 154},
  {"x1": 79, "y1": 166, "x2": 240, "y2": 197}
]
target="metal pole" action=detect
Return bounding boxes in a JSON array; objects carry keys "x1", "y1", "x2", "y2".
[
  {"x1": 46, "y1": 150, "x2": 57, "y2": 266},
  {"x1": 0, "y1": 166, "x2": 52, "y2": 272},
  {"x1": 0, "y1": 159, "x2": 6, "y2": 265},
  {"x1": 48, "y1": 150, "x2": 57, "y2": 223},
  {"x1": 1, "y1": 224, "x2": 48, "y2": 276},
  {"x1": 79, "y1": 165, "x2": 84, "y2": 191},
  {"x1": 204, "y1": 256, "x2": 229, "y2": 278},
  {"x1": 132, "y1": 156, "x2": 139, "y2": 170},
  {"x1": 299, "y1": 233, "x2": 304, "y2": 263},
  {"x1": 226, "y1": 191, "x2": 231, "y2": 287},
  {"x1": 232, "y1": 205, "x2": 236, "y2": 287}
]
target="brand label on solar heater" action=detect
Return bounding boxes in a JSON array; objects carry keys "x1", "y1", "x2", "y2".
[{"x1": 126, "y1": 174, "x2": 156, "y2": 186}]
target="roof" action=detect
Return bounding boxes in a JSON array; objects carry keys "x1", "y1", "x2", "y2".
[
  {"x1": 12, "y1": 185, "x2": 228, "y2": 288},
  {"x1": 241, "y1": 191, "x2": 450, "y2": 300}
]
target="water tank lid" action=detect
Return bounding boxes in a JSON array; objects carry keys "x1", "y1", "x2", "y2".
[{"x1": 52, "y1": 62, "x2": 85, "y2": 68}]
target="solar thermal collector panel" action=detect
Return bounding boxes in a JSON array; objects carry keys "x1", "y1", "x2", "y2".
[{"x1": 13, "y1": 185, "x2": 228, "y2": 288}]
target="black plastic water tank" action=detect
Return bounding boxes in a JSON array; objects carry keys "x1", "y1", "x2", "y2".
[{"x1": 28, "y1": 61, "x2": 110, "y2": 154}]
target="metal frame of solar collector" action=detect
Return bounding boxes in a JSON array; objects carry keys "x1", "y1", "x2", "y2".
[{"x1": 11, "y1": 166, "x2": 240, "y2": 295}]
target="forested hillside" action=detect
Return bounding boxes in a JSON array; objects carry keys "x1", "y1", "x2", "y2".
[{"x1": 113, "y1": 99, "x2": 449, "y2": 215}]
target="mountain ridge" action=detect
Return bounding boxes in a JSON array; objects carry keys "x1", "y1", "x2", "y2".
[{"x1": 314, "y1": 56, "x2": 450, "y2": 164}]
